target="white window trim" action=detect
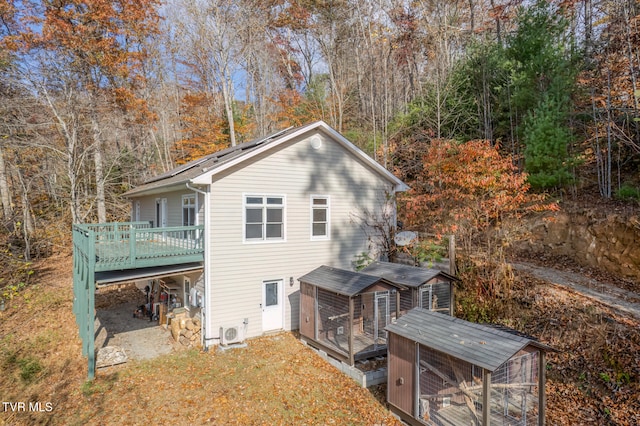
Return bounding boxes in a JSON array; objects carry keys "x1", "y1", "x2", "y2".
[
  {"x1": 310, "y1": 195, "x2": 330, "y2": 240},
  {"x1": 133, "y1": 200, "x2": 140, "y2": 222},
  {"x1": 155, "y1": 198, "x2": 167, "y2": 228},
  {"x1": 182, "y1": 194, "x2": 197, "y2": 226},
  {"x1": 243, "y1": 193, "x2": 287, "y2": 244}
]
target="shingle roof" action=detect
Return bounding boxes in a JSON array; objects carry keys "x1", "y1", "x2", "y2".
[
  {"x1": 298, "y1": 265, "x2": 403, "y2": 297},
  {"x1": 123, "y1": 121, "x2": 408, "y2": 197},
  {"x1": 386, "y1": 308, "x2": 552, "y2": 372},
  {"x1": 123, "y1": 127, "x2": 298, "y2": 197},
  {"x1": 361, "y1": 261, "x2": 459, "y2": 288}
]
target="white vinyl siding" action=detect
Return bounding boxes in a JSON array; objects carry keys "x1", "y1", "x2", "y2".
[
  {"x1": 130, "y1": 190, "x2": 203, "y2": 228},
  {"x1": 310, "y1": 195, "x2": 330, "y2": 240},
  {"x1": 206, "y1": 132, "x2": 396, "y2": 341}
]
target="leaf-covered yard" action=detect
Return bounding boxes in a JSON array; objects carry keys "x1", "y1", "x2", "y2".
[
  {"x1": 0, "y1": 256, "x2": 400, "y2": 426},
  {"x1": 2, "y1": 253, "x2": 640, "y2": 425},
  {"x1": 73, "y1": 333, "x2": 398, "y2": 425}
]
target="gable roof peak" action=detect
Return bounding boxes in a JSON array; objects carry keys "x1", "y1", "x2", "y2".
[{"x1": 123, "y1": 120, "x2": 408, "y2": 197}]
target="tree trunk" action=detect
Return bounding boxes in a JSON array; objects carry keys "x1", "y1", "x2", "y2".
[
  {"x1": 91, "y1": 113, "x2": 107, "y2": 223},
  {"x1": 221, "y1": 80, "x2": 236, "y2": 147},
  {"x1": 0, "y1": 145, "x2": 13, "y2": 224}
]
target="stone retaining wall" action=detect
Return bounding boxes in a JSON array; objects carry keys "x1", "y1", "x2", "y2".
[{"x1": 515, "y1": 208, "x2": 640, "y2": 281}]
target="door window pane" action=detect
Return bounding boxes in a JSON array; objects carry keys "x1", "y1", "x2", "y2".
[{"x1": 265, "y1": 282, "x2": 278, "y2": 307}]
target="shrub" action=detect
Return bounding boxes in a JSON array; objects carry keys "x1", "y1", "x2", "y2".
[
  {"x1": 18, "y1": 357, "x2": 43, "y2": 383},
  {"x1": 615, "y1": 183, "x2": 640, "y2": 201}
]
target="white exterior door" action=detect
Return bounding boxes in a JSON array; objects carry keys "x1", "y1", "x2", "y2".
[
  {"x1": 262, "y1": 280, "x2": 283, "y2": 331},
  {"x1": 156, "y1": 198, "x2": 167, "y2": 228}
]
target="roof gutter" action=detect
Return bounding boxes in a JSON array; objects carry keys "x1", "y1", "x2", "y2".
[{"x1": 186, "y1": 182, "x2": 210, "y2": 348}]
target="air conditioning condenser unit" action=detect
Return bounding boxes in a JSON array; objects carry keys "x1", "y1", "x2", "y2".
[{"x1": 220, "y1": 325, "x2": 245, "y2": 345}]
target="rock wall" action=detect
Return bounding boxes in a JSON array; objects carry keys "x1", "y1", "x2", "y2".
[{"x1": 516, "y1": 207, "x2": 640, "y2": 281}]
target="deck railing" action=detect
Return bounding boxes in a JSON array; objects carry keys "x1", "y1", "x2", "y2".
[{"x1": 73, "y1": 221, "x2": 205, "y2": 272}]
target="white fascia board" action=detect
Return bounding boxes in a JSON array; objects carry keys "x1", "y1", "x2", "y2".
[
  {"x1": 317, "y1": 122, "x2": 410, "y2": 193},
  {"x1": 122, "y1": 182, "x2": 189, "y2": 198}
]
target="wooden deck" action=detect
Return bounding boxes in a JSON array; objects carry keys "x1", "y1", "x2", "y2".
[
  {"x1": 74, "y1": 222, "x2": 205, "y2": 272},
  {"x1": 73, "y1": 221, "x2": 205, "y2": 380}
]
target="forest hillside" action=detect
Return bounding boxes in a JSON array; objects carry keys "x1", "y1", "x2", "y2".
[{"x1": 0, "y1": 1, "x2": 639, "y2": 423}]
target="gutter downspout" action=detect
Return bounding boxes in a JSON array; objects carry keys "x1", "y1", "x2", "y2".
[{"x1": 186, "y1": 182, "x2": 210, "y2": 349}]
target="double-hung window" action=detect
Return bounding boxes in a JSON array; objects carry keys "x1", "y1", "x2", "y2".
[
  {"x1": 245, "y1": 195, "x2": 285, "y2": 242},
  {"x1": 182, "y1": 195, "x2": 196, "y2": 227},
  {"x1": 311, "y1": 195, "x2": 330, "y2": 240},
  {"x1": 182, "y1": 195, "x2": 197, "y2": 240}
]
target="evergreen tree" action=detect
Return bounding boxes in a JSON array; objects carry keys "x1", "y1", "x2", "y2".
[
  {"x1": 506, "y1": 0, "x2": 580, "y2": 189},
  {"x1": 523, "y1": 96, "x2": 575, "y2": 188}
]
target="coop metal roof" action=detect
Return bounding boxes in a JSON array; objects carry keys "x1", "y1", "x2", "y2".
[
  {"x1": 298, "y1": 265, "x2": 404, "y2": 297},
  {"x1": 361, "y1": 261, "x2": 459, "y2": 288},
  {"x1": 386, "y1": 307, "x2": 552, "y2": 372}
]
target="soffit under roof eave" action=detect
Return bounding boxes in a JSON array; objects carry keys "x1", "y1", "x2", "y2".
[{"x1": 122, "y1": 181, "x2": 198, "y2": 198}]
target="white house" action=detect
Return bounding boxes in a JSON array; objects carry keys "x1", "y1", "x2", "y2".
[{"x1": 121, "y1": 121, "x2": 407, "y2": 347}]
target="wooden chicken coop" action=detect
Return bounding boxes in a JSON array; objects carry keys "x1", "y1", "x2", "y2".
[
  {"x1": 386, "y1": 308, "x2": 553, "y2": 426},
  {"x1": 361, "y1": 261, "x2": 459, "y2": 316},
  {"x1": 298, "y1": 265, "x2": 406, "y2": 365}
]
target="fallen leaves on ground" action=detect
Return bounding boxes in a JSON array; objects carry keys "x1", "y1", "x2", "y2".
[{"x1": 2, "y1": 254, "x2": 639, "y2": 425}]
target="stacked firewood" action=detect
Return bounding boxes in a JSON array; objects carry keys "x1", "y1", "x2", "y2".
[{"x1": 169, "y1": 310, "x2": 202, "y2": 348}]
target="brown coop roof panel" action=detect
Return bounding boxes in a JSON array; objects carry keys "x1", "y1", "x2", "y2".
[
  {"x1": 386, "y1": 307, "x2": 553, "y2": 372},
  {"x1": 298, "y1": 265, "x2": 403, "y2": 297},
  {"x1": 361, "y1": 261, "x2": 459, "y2": 288}
]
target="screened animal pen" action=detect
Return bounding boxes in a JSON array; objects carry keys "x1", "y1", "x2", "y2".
[
  {"x1": 361, "y1": 261, "x2": 459, "y2": 316},
  {"x1": 386, "y1": 308, "x2": 552, "y2": 426},
  {"x1": 299, "y1": 265, "x2": 405, "y2": 365}
]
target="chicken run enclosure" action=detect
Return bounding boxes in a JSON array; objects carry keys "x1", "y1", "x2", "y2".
[
  {"x1": 299, "y1": 265, "x2": 404, "y2": 365},
  {"x1": 386, "y1": 308, "x2": 552, "y2": 426}
]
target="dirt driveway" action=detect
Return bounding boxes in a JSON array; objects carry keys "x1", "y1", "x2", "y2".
[
  {"x1": 94, "y1": 284, "x2": 178, "y2": 365},
  {"x1": 510, "y1": 261, "x2": 640, "y2": 320}
]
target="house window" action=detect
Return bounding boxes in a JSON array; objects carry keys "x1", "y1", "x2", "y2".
[
  {"x1": 183, "y1": 195, "x2": 196, "y2": 239},
  {"x1": 311, "y1": 196, "x2": 330, "y2": 239},
  {"x1": 244, "y1": 195, "x2": 285, "y2": 242},
  {"x1": 183, "y1": 195, "x2": 196, "y2": 227}
]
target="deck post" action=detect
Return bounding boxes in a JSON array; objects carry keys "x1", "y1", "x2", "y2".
[
  {"x1": 482, "y1": 368, "x2": 491, "y2": 426},
  {"x1": 348, "y1": 298, "x2": 355, "y2": 366},
  {"x1": 538, "y1": 350, "x2": 546, "y2": 426},
  {"x1": 129, "y1": 225, "x2": 137, "y2": 268},
  {"x1": 87, "y1": 227, "x2": 96, "y2": 380}
]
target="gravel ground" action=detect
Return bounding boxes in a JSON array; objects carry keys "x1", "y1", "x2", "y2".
[{"x1": 94, "y1": 284, "x2": 178, "y2": 365}]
